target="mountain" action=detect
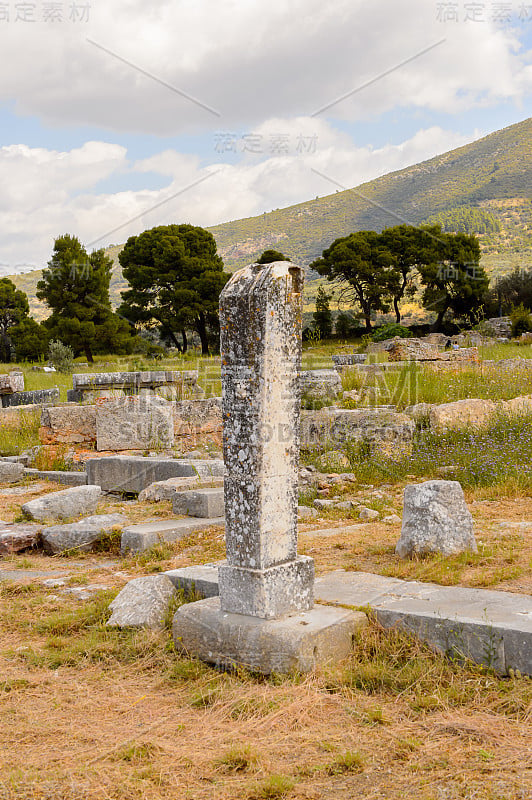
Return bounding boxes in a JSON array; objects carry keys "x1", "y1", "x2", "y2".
[{"x1": 8, "y1": 117, "x2": 532, "y2": 319}]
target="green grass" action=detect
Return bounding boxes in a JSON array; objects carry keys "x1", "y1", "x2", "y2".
[{"x1": 0, "y1": 409, "x2": 41, "y2": 456}]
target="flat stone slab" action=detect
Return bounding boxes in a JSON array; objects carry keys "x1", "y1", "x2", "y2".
[
  {"x1": 163, "y1": 564, "x2": 532, "y2": 676},
  {"x1": 315, "y1": 571, "x2": 532, "y2": 676},
  {"x1": 173, "y1": 596, "x2": 367, "y2": 674},
  {"x1": 0, "y1": 462, "x2": 24, "y2": 483},
  {"x1": 172, "y1": 488, "x2": 225, "y2": 518},
  {"x1": 121, "y1": 517, "x2": 225, "y2": 555},
  {"x1": 138, "y1": 476, "x2": 224, "y2": 503},
  {"x1": 86, "y1": 456, "x2": 224, "y2": 494},
  {"x1": 23, "y1": 469, "x2": 87, "y2": 486}
]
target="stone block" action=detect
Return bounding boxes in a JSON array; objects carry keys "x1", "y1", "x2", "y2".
[
  {"x1": 0, "y1": 462, "x2": 24, "y2": 483},
  {"x1": 2, "y1": 388, "x2": 59, "y2": 408},
  {"x1": 39, "y1": 404, "x2": 97, "y2": 445},
  {"x1": 0, "y1": 372, "x2": 24, "y2": 395},
  {"x1": 23, "y1": 469, "x2": 87, "y2": 486},
  {"x1": 218, "y1": 556, "x2": 314, "y2": 619},
  {"x1": 396, "y1": 480, "x2": 476, "y2": 558},
  {"x1": 41, "y1": 513, "x2": 127, "y2": 554},
  {"x1": 96, "y1": 396, "x2": 174, "y2": 451},
  {"x1": 164, "y1": 562, "x2": 222, "y2": 598},
  {"x1": 21, "y1": 485, "x2": 102, "y2": 523},
  {"x1": 121, "y1": 516, "x2": 225, "y2": 554},
  {"x1": 301, "y1": 408, "x2": 415, "y2": 458},
  {"x1": 172, "y1": 488, "x2": 225, "y2": 518},
  {"x1": 173, "y1": 597, "x2": 367, "y2": 674},
  {"x1": 107, "y1": 575, "x2": 176, "y2": 629},
  {"x1": 173, "y1": 397, "x2": 222, "y2": 437},
  {"x1": 86, "y1": 456, "x2": 224, "y2": 494},
  {"x1": 429, "y1": 398, "x2": 499, "y2": 432},
  {"x1": 138, "y1": 475, "x2": 224, "y2": 502},
  {"x1": 300, "y1": 369, "x2": 342, "y2": 403}
]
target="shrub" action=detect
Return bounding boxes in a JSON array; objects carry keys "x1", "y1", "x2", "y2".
[
  {"x1": 371, "y1": 323, "x2": 412, "y2": 342},
  {"x1": 48, "y1": 339, "x2": 74, "y2": 373},
  {"x1": 510, "y1": 304, "x2": 532, "y2": 337}
]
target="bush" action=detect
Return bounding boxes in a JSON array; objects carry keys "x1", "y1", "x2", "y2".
[
  {"x1": 510, "y1": 304, "x2": 532, "y2": 337},
  {"x1": 371, "y1": 323, "x2": 413, "y2": 342},
  {"x1": 48, "y1": 340, "x2": 74, "y2": 373}
]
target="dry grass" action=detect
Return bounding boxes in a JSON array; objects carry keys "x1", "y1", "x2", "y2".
[{"x1": 0, "y1": 590, "x2": 530, "y2": 800}]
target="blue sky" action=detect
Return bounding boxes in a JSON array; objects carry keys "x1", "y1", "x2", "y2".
[{"x1": 0, "y1": 0, "x2": 531, "y2": 271}]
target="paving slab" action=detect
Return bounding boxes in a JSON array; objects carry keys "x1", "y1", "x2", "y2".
[
  {"x1": 121, "y1": 517, "x2": 225, "y2": 555},
  {"x1": 315, "y1": 571, "x2": 532, "y2": 676},
  {"x1": 162, "y1": 564, "x2": 532, "y2": 676}
]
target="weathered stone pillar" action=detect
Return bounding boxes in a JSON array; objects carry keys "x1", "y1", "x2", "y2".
[
  {"x1": 218, "y1": 261, "x2": 314, "y2": 618},
  {"x1": 172, "y1": 261, "x2": 366, "y2": 674}
]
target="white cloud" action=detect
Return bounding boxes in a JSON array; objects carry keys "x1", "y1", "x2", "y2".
[
  {"x1": 0, "y1": 0, "x2": 528, "y2": 133},
  {"x1": 0, "y1": 121, "x2": 475, "y2": 271}
]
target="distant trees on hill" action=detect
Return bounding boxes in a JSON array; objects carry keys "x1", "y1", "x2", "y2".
[
  {"x1": 424, "y1": 206, "x2": 501, "y2": 236},
  {"x1": 311, "y1": 224, "x2": 487, "y2": 332}
]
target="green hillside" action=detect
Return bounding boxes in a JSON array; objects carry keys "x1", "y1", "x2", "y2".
[{"x1": 9, "y1": 117, "x2": 532, "y2": 319}]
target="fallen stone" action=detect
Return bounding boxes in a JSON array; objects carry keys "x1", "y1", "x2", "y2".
[
  {"x1": 22, "y1": 485, "x2": 102, "y2": 523},
  {"x1": 73, "y1": 370, "x2": 202, "y2": 402},
  {"x1": 358, "y1": 507, "x2": 379, "y2": 521},
  {"x1": 315, "y1": 450, "x2": 351, "y2": 472},
  {"x1": 2, "y1": 388, "x2": 60, "y2": 408},
  {"x1": 172, "y1": 488, "x2": 225, "y2": 518},
  {"x1": 107, "y1": 575, "x2": 176, "y2": 629},
  {"x1": 86, "y1": 456, "x2": 225, "y2": 494},
  {"x1": 41, "y1": 514, "x2": 127, "y2": 555},
  {"x1": 429, "y1": 398, "x2": 499, "y2": 431},
  {"x1": 121, "y1": 517, "x2": 225, "y2": 554},
  {"x1": 383, "y1": 514, "x2": 401, "y2": 525},
  {"x1": 96, "y1": 395, "x2": 175, "y2": 451},
  {"x1": 0, "y1": 462, "x2": 24, "y2": 483},
  {"x1": 0, "y1": 522, "x2": 41, "y2": 554},
  {"x1": 335, "y1": 500, "x2": 355, "y2": 511},
  {"x1": 396, "y1": 480, "x2": 476, "y2": 558},
  {"x1": 313, "y1": 498, "x2": 335, "y2": 510},
  {"x1": 297, "y1": 505, "x2": 319, "y2": 519}
]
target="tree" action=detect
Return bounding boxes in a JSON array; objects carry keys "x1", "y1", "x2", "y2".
[
  {"x1": 488, "y1": 268, "x2": 532, "y2": 316},
  {"x1": 379, "y1": 224, "x2": 442, "y2": 323},
  {"x1": 256, "y1": 249, "x2": 287, "y2": 264},
  {"x1": 312, "y1": 286, "x2": 333, "y2": 339},
  {"x1": 419, "y1": 232, "x2": 487, "y2": 330},
  {"x1": 118, "y1": 224, "x2": 230, "y2": 356},
  {"x1": 37, "y1": 235, "x2": 133, "y2": 362},
  {"x1": 0, "y1": 279, "x2": 49, "y2": 362},
  {"x1": 310, "y1": 230, "x2": 398, "y2": 330}
]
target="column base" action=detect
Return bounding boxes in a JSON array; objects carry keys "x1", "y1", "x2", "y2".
[
  {"x1": 173, "y1": 596, "x2": 368, "y2": 674},
  {"x1": 218, "y1": 556, "x2": 314, "y2": 619}
]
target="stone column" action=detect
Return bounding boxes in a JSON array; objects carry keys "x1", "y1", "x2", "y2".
[{"x1": 218, "y1": 261, "x2": 314, "y2": 619}]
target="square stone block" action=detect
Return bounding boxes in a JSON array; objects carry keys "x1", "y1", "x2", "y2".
[
  {"x1": 219, "y1": 556, "x2": 314, "y2": 619},
  {"x1": 173, "y1": 596, "x2": 368, "y2": 674},
  {"x1": 172, "y1": 488, "x2": 225, "y2": 518}
]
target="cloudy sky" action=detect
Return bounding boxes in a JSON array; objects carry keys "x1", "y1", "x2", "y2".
[{"x1": 1, "y1": 0, "x2": 531, "y2": 273}]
